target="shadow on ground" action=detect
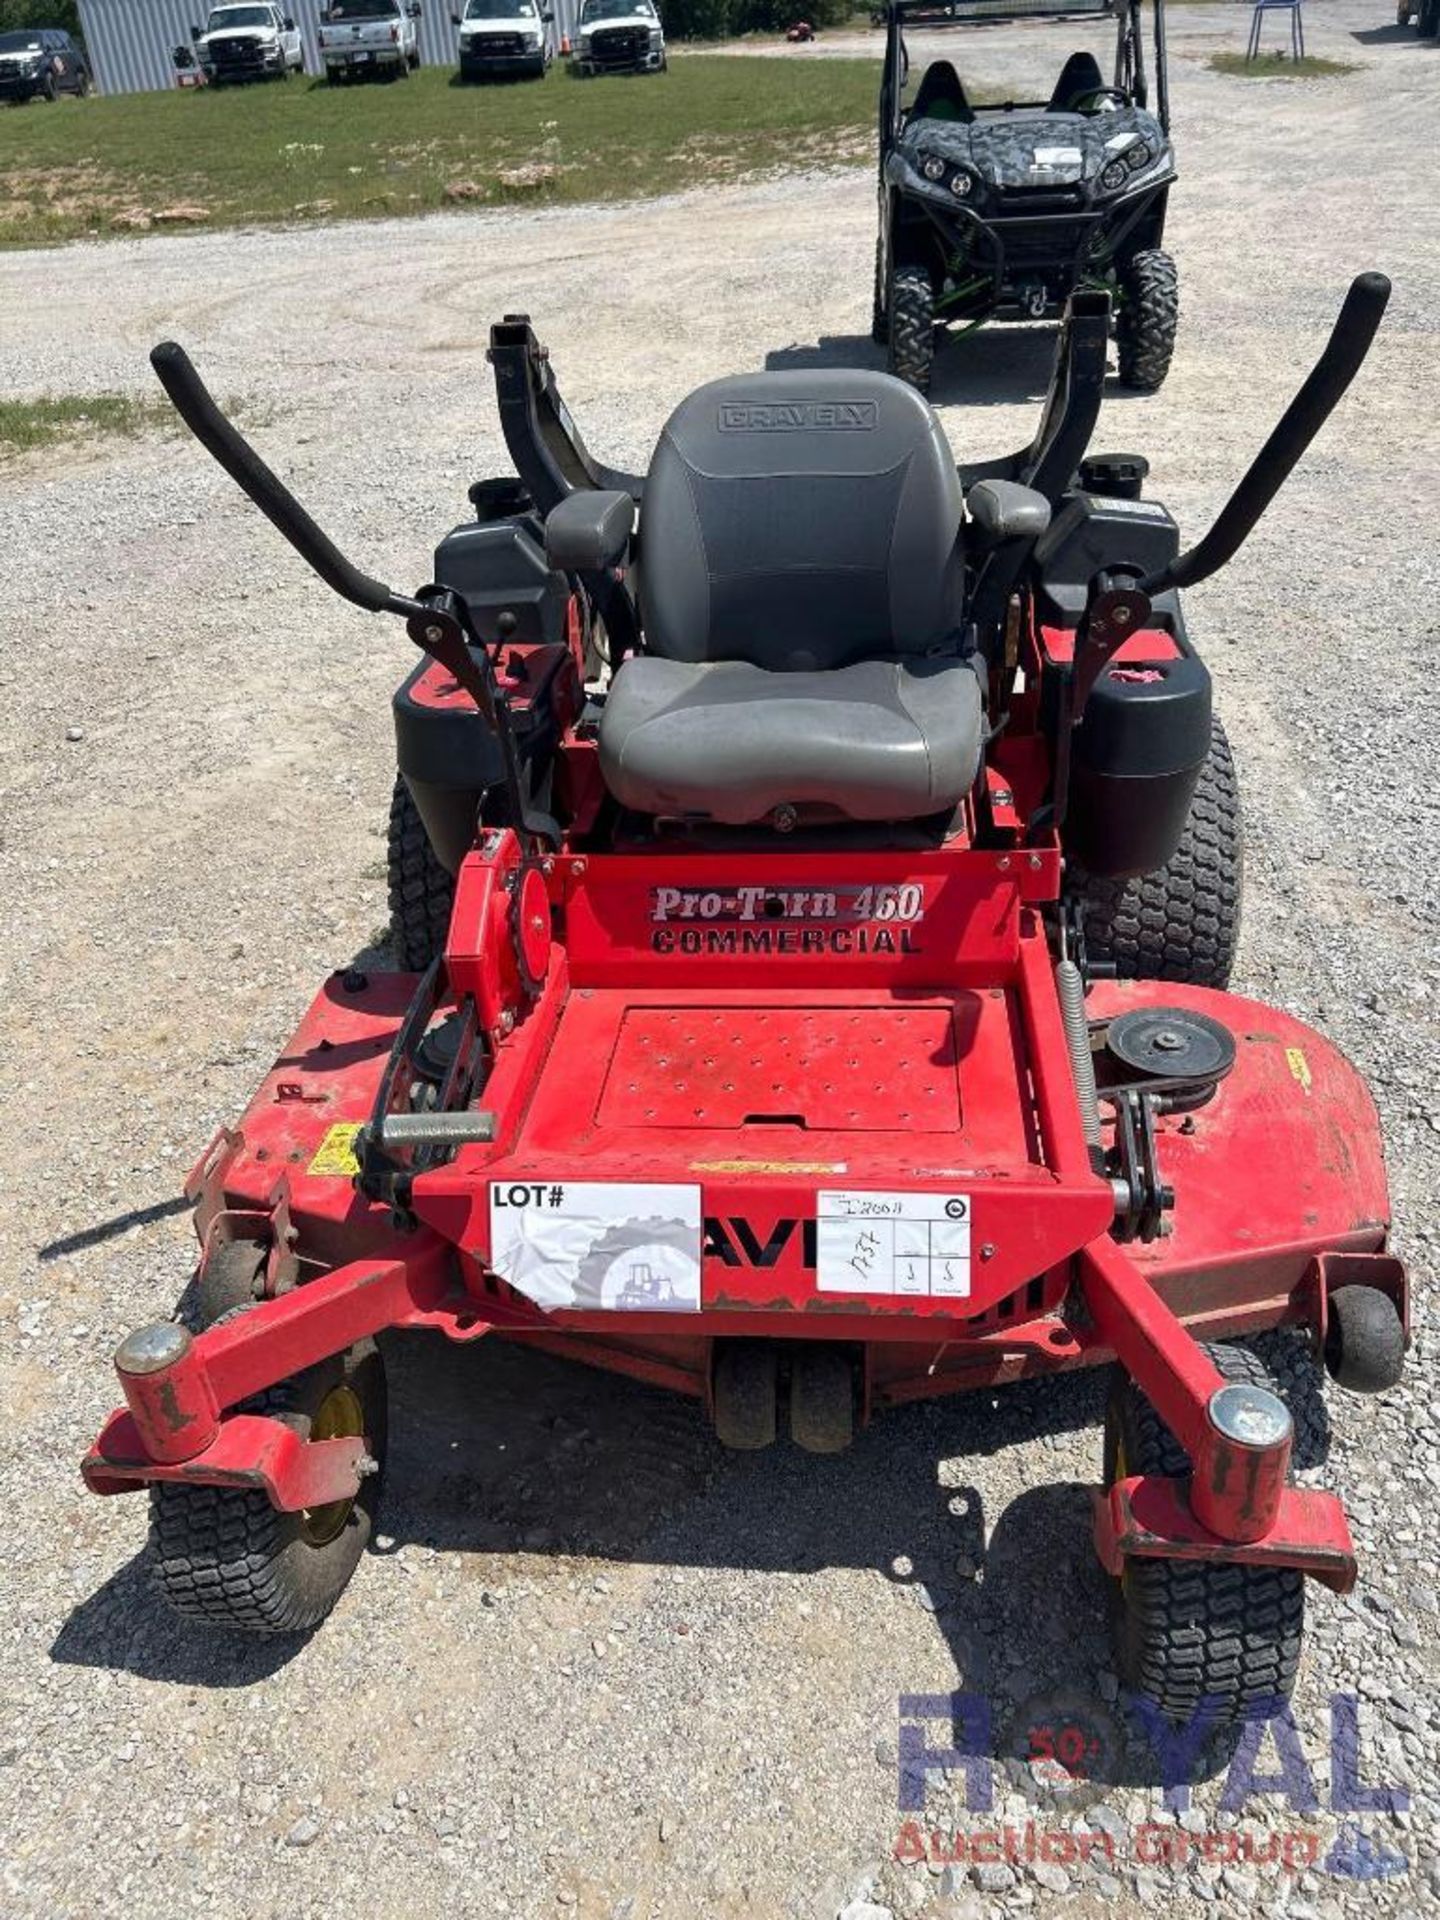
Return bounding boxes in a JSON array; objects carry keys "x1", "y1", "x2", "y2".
[
  {"x1": 764, "y1": 323, "x2": 1151, "y2": 410},
  {"x1": 53, "y1": 1325, "x2": 1331, "y2": 1791},
  {"x1": 1349, "y1": 23, "x2": 1436, "y2": 43}
]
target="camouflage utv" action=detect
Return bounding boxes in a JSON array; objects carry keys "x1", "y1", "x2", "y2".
[{"x1": 875, "y1": 0, "x2": 1178, "y2": 392}]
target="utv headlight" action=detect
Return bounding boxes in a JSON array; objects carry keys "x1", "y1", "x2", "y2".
[
  {"x1": 921, "y1": 154, "x2": 946, "y2": 183},
  {"x1": 1125, "y1": 141, "x2": 1151, "y2": 172},
  {"x1": 1100, "y1": 160, "x2": 1128, "y2": 193},
  {"x1": 949, "y1": 169, "x2": 973, "y2": 198}
]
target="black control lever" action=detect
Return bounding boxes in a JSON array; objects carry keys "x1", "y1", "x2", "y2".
[
  {"x1": 151, "y1": 342, "x2": 416, "y2": 620},
  {"x1": 1143, "y1": 272, "x2": 1390, "y2": 596},
  {"x1": 150, "y1": 341, "x2": 551, "y2": 845}
]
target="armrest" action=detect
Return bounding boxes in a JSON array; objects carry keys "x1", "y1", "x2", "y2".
[
  {"x1": 966, "y1": 479, "x2": 1052, "y2": 546},
  {"x1": 544, "y1": 489, "x2": 635, "y2": 572}
]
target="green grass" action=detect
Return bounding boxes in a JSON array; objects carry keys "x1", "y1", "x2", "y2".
[
  {"x1": 1208, "y1": 52, "x2": 1357, "y2": 79},
  {"x1": 0, "y1": 392, "x2": 179, "y2": 456},
  {"x1": 0, "y1": 57, "x2": 880, "y2": 248}
]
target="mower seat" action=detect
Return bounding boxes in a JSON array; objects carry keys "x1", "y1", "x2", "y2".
[{"x1": 598, "y1": 369, "x2": 982, "y2": 826}]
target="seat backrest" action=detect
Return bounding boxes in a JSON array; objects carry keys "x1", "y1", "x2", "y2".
[
  {"x1": 639, "y1": 370, "x2": 965, "y2": 673},
  {"x1": 1048, "y1": 49, "x2": 1104, "y2": 112},
  {"x1": 909, "y1": 59, "x2": 972, "y2": 124}
]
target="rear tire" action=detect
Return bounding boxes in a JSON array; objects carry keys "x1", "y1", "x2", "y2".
[
  {"x1": 1116, "y1": 248, "x2": 1179, "y2": 392},
  {"x1": 1070, "y1": 716, "x2": 1242, "y2": 989},
  {"x1": 150, "y1": 1338, "x2": 387, "y2": 1635},
  {"x1": 1103, "y1": 1342, "x2": 1304, "y2": 1722},
  {"x1": 387, "y1": 774, "x2": 456, "y2": 971},
  {"x1": 887, "y1": 263, "x2": 935, "y2": 395}
]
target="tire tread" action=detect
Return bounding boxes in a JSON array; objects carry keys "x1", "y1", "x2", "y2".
[
  {"x1": 387, "y1": 775, "x2": 455, "y2": 971},
  {"x1": 1075, "y1": 717, "x2": 1242, "y2": 989},
  {"x1": 1107, "y1": 1343, "x2": 1304, "y2": 1720}
]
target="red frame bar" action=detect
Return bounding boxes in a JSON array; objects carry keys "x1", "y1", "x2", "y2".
[
  {"x1": 85, "y1": 1239, "x2": 456, "y2": 1510},
  {"x1": 1094, "y1": 1476, "x2": 1357, "y2": 1594},
  {"x1": 84, "y1": 1413, "x2": 368, "y2": 1510},
  {"x1": 1079, "y1": 1235, "x2": 1290, "y2": 1544}
]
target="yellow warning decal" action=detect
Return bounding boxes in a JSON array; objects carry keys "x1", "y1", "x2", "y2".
[
  {"x1": 308, "y1": 1123, "x2": 362, "y2": 1176},
  {"x1": 1285, "y1": 1047, "x2": 1313, "y2": 1093}
]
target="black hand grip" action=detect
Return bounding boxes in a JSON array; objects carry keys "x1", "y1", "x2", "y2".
[
  {"x1": 150, "y1": 341, "x2": 399, "y2": 615},
  {"x1": 1146, "y1": 272, "x2": 1391, "y2": 596}
]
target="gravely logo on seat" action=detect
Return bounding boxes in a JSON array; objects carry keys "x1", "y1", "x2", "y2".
[{"x1": 717, "y1": 400, "x2": 879, "y2": 432}]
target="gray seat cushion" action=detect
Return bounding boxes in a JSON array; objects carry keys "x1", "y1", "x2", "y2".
[{"x1": 599, "y1": 655, "x2": 984, "y2": 826}]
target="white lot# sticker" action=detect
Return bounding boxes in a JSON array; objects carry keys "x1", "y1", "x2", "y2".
[
  {"x1": 816, "y1": 1190, "x2": 972, "y2": 1299},
  {"x1": 489, "y1": 1181, "x2": 702, "y2": 1313}
]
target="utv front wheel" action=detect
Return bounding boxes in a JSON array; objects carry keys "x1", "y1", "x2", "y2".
[
  {"x1": 1103, "y1": 1342, "x2": 1304, "y2": 1722},
  {"x1": 1070, "y1": 716, "x2": 1241, "y2": 989},
  {"x1": 388, "y1": 773, "x2": 456, "y2": 971},
  {"x1": 1116, "y1": 248, "x2": 1179, "y2": 392},
  {"x1": 887, "y1": 263, "x2": 935, "y2": 394},
  {"x1": 149, "y1": 1339, "x2": 386, "y2": 1634}
]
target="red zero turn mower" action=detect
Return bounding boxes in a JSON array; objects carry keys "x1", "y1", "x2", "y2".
[{"x1": 86, "y1": 277, "x2": 1408, "y2": 1720}]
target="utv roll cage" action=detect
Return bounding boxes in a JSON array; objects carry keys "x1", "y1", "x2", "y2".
[{"x1": 879, "y1": 0, "x2": 1170, "y2": 142}]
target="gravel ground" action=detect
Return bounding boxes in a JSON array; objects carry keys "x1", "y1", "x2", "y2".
[{"x1": 1, "y1": 6, "x2": 1438, "y2": 1917}]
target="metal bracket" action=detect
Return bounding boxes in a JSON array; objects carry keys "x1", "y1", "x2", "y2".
[
  {"x1": 356, "y1": 963, "x2": 489, "y2": 1208},
  {"x1": 184, "y1": 1125, "x2": 244, "y2": 1246},
  {"x1": 1108, "y1": 1088, "x2": 1172, "y2": 1243},
  {"x1": 1094, "y1": 1475, "x2": 1357, "y2": 1594}
]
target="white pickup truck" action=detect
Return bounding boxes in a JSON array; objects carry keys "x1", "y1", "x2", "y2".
[
  {"x1": 190, "y1": 3, "x2": 303, "y2": 84},
  {"x1": 452, "y1": 0, "x2": 554, "y2": 81},
  {"x1": 318, "y1": 0, "x2": 423, "y2": 81},
  {"x1": 570, "y1": 0, "x2": 666, "y2": 77}
]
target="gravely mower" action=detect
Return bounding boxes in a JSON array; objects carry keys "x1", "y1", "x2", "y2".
[{"x1": 84, "y1": 275, "x2": 1408, "y2": 1724}]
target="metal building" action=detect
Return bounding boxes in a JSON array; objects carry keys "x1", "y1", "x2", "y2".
[{"x1": 76, "y1": 0, "x2": 578, "y2": 95}]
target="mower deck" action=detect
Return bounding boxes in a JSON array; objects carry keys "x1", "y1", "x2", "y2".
[{"x1": 116, "y1": 922, "x2": 1388, "y2": 1380}]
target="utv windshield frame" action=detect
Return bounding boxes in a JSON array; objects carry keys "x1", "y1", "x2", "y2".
[{"x1": 879, "y1": 0, "x2": 1170, "y2": 157}]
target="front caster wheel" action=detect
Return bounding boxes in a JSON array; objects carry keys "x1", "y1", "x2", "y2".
[
  {"x1": 149, "y1": 1338, "x2": 387, "y2": 1634},
  {"x1": 1103, "y1": 1342, "x2": 1304, "y2": 1723},
  {"x1": 1324, "y1": 1285, "x2": 1405, "y2": 1394},
  {"x1": 175, "y1": 1236, "x2": 268, "y2": 1333}
]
